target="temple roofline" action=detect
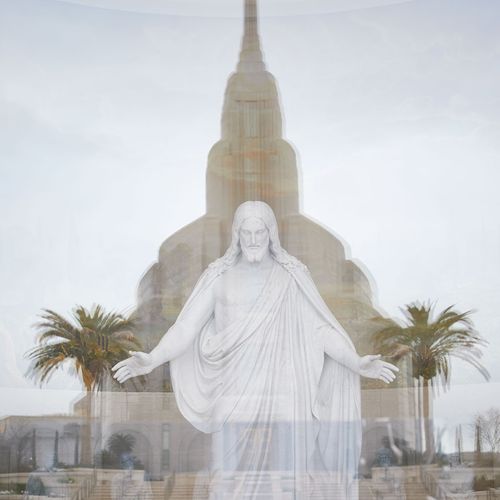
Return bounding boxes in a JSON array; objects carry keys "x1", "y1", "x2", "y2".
[{"x1": 237, "y1": 0, "x2": 266, "y2": 73}]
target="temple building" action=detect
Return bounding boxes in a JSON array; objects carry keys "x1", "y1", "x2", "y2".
[
  {"x1": 137, "y1": 0, "x2": 396, "y2": 387},
  {"x1": 98, "y1": 0, "x2": 418, "y2": 481}
]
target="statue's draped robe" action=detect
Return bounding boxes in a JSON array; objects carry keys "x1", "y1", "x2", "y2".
[{"x1": 171, "y1": 261, "x2": 361, "y2": 499}]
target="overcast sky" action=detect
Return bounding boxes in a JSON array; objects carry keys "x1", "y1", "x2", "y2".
[{"x1": 1, "y1": 0, "x2": 499, "y2": 450}]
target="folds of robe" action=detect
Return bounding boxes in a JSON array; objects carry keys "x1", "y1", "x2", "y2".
[{"x1": 170, "y1": 260, "x2": 362, "y2": 500}]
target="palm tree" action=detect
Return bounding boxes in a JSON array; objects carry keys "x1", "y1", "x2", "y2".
[
  {"x1": 107, "y1": 433, "x2": 136, "y2": 468},
  {"x1": 25, "y1": 305, "x2": 142, "y2": 464},
  {"x1": 373, "y1": 302, "x2": 490, "y2": 461}
]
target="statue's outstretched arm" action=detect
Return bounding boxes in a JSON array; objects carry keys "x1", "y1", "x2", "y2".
[
  {"x1": 320, "y1": 325, "x2": 362, "y2": 373},
  {"x1": 112, "y1": 281, "x2": 215, "y2": 384},
  {"x1": 320, "y1": 325, "x2": 398, "y2": 383}
]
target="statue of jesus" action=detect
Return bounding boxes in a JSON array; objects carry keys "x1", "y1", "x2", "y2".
[{"x1": 113, "y1": 201, "x2": 398, "y2": 499}]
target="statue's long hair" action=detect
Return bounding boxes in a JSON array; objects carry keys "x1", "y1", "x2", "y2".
[{"x1": 208, "y1": 201, "x2": 304, "y2": 275}]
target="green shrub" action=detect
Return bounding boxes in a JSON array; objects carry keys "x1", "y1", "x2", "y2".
[{"x1": 0, "y1": 482, "x2": 25, "y2": 494}]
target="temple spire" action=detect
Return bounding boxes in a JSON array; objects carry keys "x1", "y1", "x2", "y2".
[{"x1": 237, "y1": 0, "x2": 266, "y2": 73}]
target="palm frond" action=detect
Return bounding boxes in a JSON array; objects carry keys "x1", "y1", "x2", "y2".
[
  {"x1": 25, "y1": 304, "x2": 143, "y2": 392},
  {"x1": 35, "y1": 309, "x2": 79, "y2": 342},
  {"x1": 373, "y1": 301, "x2": 489, "y2": 387}
]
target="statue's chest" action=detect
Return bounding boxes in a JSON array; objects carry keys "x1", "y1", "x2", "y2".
[
  {"x1": 214, "y1": 271, "x2": 269, "y2": 328},
  {"x1": 219, "y1": 274, "x2": 266, "y2": 308}
]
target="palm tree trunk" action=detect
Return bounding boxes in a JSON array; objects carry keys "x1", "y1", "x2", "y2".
[
  {"x1": 422, "y1": 378, "x2": 435, "y2": 462},
  {"x1": 74, "y1": 427, "x2": 80, "y2": 466},
  {"x1": 53, "y1": 430, "x2": 59, "y2": 468},
  {"x1": 416, "y1": 377, "x2": 424, "y2": 459},
  {"x1": 80, "y1": 392, "x2": 92, "y2": 465},
  {"x1": 31, "y1": 429, "x2": 37, "y2": 470}
]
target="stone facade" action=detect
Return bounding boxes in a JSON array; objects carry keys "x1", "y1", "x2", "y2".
[{"x1": 0, "y1": 415, "x2": 83, "y2": 472}]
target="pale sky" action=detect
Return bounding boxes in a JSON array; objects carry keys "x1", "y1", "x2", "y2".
[{"x1": 1, "y1": 0, "x2": 499, "y2": 451}]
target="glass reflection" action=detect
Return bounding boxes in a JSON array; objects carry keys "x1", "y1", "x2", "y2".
[{"x1": 0, "y1": 0, "x2": 497, "y2": 499}]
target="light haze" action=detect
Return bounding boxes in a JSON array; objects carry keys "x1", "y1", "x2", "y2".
[{"x1": 0, "y1": 0, "x2": 499, "y2": 450}]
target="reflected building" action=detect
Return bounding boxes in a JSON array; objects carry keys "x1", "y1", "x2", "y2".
[
  {"x1": 0, "y1": 415, "x2": 83, "y2": 472},
  {"x1": 100, "y1": 0, "x2": 418, "y2": 482}
]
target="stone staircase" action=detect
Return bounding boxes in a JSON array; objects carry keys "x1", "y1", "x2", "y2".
[
  {"x1": 167, "y1": 474, "x2": 379, "y2": 499},
  {"x1": 404, "y1": 478, "x2": 430, "y2": 500},
  {"x1": 85, "y1": 473, "x2": 430, "y2": 499},
  {"x1": 166, "y1": 474, "x2": 209, "y2": 499},
  {"x1": 359, "y1": 478, "x2": 376, "y2": 498},
  {"x1": 358, "y1": 476, "x2": 430, "y2": 500},
  {"x1": 87, "y1": 478, "x2": 166, "y2": 500},
  {"x1": 87, "y1": 480, "x2": 112, "y2": 500},
  {"x1": 150, "y1": 481, "x2": 167, "y2": 499}
]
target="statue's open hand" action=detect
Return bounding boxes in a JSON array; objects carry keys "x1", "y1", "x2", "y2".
[
  {"x1": 359, "y1": 354, "x2": 398, "y2": 384},
  {"x1": 112, "y1": 351, "x2": 154, "y2": 384}
]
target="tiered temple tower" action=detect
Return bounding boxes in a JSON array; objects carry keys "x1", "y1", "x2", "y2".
[
  {"x1": 136, "y1": 0, "x2": 384, "y2": 385},
  {"x1": 109, "y1": 0, "x2": 417, "y2": 479}
]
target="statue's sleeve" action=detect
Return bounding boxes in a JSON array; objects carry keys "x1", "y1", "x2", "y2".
[
  {"x1": 291, "y1": 264, "x2": 362, "y2": 499},
  {"x1": 290, "y1": 264, "x2": 356, "y2": 350},
  {"x1": 176, "y1": 265, "x2": 220, "y2": 322},
  {"x1": 169, "y1": 264, "x2": 227, "y2": 434}
]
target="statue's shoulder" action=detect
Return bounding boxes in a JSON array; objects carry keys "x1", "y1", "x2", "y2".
[
  {"x1": 205, "y1": 256, "x2": 232, "y2": 278},
  {"x1": 274, "y1": 252, "x2": 310, "y2": 275},
  {"x1": 185, "y1": 259, "x2": 225, "y2": 292}
]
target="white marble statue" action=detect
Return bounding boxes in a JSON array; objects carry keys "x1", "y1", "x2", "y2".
[{"x1": 113, "y1": 201, "x2": 398, "y2": 499}]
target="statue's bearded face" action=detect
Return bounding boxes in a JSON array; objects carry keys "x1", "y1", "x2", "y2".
[{"x1": 239, "y1": 216, "x2": 270, "y2": 263}]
